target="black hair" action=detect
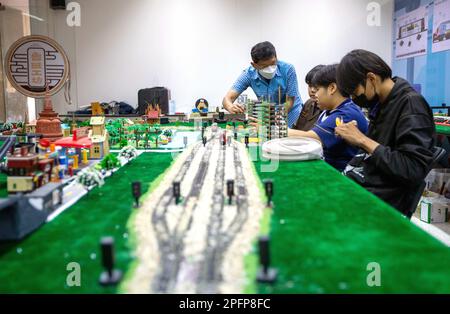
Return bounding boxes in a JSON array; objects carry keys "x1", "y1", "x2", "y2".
[
  {"x1": 251, "y1": 41, "x2": 277, "y2": 63},
  {"x1": 337, "y1": 49, "x2": 393, "y2": 96},
  {"x1": 305, "y1": 65, "x2": 326, "y2": 85},
  {"x1": 311, "y1": 64, "x2": 349, "y2": 97}
]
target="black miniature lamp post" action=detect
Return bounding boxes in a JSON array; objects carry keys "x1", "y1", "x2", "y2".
[
  {"x1": 264, "y1": 179, "x2": 274, "y2": 207},
  {"x1": 99, "y1": 237, "x2": 122, "y2": 286},
  {"x1": 132, "y1": 181, "x2": 142, "y2": 208},
  {"x1": 227, "y1": 179, "x2": 234, "y2": 205},
  {"x1": 256, "y1": 236, "x2": 277, "y2": 284},
  {"x1": 173, "y1": 181, "x2": 181, "y2": 205}
]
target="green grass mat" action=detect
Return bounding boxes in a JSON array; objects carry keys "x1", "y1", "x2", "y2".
[
  {"x1": 0, "y1": 173, "x2": 7, "y2": 198},
  {"x1": 0, "y1": 152, "x2": 174, "y2": 293},
  {"x1": 435, "y1": 124, "x2": 450, "y2": 136},
  {"x1": 254, "y1": 157, "x2": 450, "y2": 293},
  {"x1": 2, "y1": 144, "x2": 450, "y2": 294}
]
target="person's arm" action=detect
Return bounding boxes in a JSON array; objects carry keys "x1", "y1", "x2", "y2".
[
  {"x1": 223, "y1": 70, "x2": 251, "y2": 114},
  {"x1": 285, "y1": 96, "x2": 295, "y2": 112},
  {"x1": 334, "y1": 121, "x2": 379, "y2": 154},
  {"x1": 222, "y1": 89, "x2": 245, "y2": 114},
  {"x1": 288, "y1": 128, "x2": 321, "y2": 142},
  {"x1": 285, "y1": 65, "x2": 301, "y2": 113},
  {"x1": 336, "y1": 100, "x2": 435, "y2": 185}
]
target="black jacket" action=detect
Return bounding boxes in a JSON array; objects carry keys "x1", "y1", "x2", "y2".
[{"x1": 344, "y1": 77, "x2": 436, "y2": 215}]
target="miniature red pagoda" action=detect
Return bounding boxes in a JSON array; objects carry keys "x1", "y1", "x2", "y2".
[
  {"x1": 143, "y1": 104, "x2": 161, "y2": 125},
  {"x1": 36, "y1": 88, "x2": 63, "y2": 142}
]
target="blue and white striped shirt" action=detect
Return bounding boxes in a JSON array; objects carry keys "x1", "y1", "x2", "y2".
[{"x1": 231, "y1": 60, "x2": 303, "y2": 128}]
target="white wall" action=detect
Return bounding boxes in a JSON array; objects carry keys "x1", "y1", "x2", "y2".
[
  {"x1": 0, "y1": 0, "x2": 31, "y2": 121},
  {"x1": 31, "y1": 0, "x2": 394, "y2": 114}
]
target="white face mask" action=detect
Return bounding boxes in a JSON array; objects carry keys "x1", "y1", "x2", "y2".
[{"x1": 258, "y1": 65, "x2": 277, "y2": 80}]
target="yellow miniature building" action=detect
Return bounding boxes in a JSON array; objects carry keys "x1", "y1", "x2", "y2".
[
  {"x1": 7, "y1": 177, "x2": 34, "y2": 193},
  {"x1": 88, "y1": 116, "x2": 110, "y2": 159},
  {"x1": 91, "y1": 102, "x2": 104, "y2": 116},
  {"x1": 26, "y1": 120, "x2": 37, "y2": 134}
]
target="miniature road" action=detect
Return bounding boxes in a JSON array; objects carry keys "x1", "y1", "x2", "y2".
[
  {"x1": 46, "y1": 181, "x2": 89, "y2": 222},
  {"x1": 125, "y1": 130, "x2": 265, "y2": 294}
]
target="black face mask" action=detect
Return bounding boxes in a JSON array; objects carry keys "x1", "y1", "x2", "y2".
[
  {"x1": 352, "y1": 93, "x2": 379, "y2": 109},
  {"x1": 352, "y1": 80, "x2": 380, "y2": 109}
]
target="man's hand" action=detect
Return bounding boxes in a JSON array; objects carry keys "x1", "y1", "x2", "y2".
[
  {"x1": 222, "y1": 90, "x2": 245, "y2": 114},
  {"x1": 335, "y1": 121, "x2": 379, "y2": 154},
  {"x1": 225, "y1": 103, "x2": 246, "y2": 114}
]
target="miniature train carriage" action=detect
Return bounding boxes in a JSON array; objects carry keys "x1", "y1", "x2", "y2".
[
  {"x1": 246, "y1": 100, "x2": 288, "y2": 141},
  {"x1": 6, "y1": 146, "x2": 54, "y2": 193},
  {"x1": 88, "y1": 116, "x2": 110, "y2": 159}
]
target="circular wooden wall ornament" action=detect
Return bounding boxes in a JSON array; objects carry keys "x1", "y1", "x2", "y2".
[{"x1": 5, "y1": 35, "x2": 70, "y2": 98}]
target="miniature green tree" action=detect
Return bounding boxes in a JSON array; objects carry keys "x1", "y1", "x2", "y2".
[
  {"x1": 80, "y1": 120, "x2": 90, "y2": 127},
  {"x1": 113, "y1": 119, "x2": 122, "y2": 129},
  {"x1": 120, "y1": 138, "x2": 128, "y2": 148},
  {"x1": 100, "y1": 154, "x2": 120, "y2": 170}
]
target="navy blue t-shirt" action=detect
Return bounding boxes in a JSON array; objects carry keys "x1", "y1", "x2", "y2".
[{"x1": 312, "y1": 99, "x2": 368, "y2": 171}]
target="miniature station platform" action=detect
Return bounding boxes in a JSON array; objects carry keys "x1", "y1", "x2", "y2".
[{"x1": 1, "y1": 116, "x2": 450, "y2": 294}]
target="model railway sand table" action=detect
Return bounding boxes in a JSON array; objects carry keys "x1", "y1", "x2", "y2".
[
  {"x1": 0, "y1": 153, "x2": 174, "y2": 293},
  {"x1": 123, "y1": 133, "x2": 266, "y2": 293}
]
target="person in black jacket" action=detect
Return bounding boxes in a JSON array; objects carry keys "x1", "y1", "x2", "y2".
[{"x1": 334, "y1": 49, "x2": 436, "y2": 217}]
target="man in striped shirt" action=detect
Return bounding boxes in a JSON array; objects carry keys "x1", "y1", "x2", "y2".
[{"x1": 222, "y1": 41, "x2": 303, "y2": 128}]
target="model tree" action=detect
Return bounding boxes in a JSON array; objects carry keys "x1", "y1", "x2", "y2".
[
  {"x1": 76, "y1": 167, "x2": 105, "y2": 189},
  {"x1": 2, "y1": 122, "x2": 13, "y2": 132},
  {"x1": 106, "y1": 121, "x2": 119, "y2": 146},
  {"x1": 119, "y1": 138, "x2": 128, "y2": 148},
  {"x1": 119, "y1": 146, "x2": 138, "y2": 161},
  {"x1": 100, "y1": 154, "x2": 121, "y2": 171}
]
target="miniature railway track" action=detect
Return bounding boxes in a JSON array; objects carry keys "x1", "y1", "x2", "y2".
[
  {"x1": 151, "y1": 134, "x2": 217, "y2": 293},
  {"x1": 150, "y1": 132, "x2": 252, "y2": 293},
  {"x1": 196, "y1": 141, "x2": 249, "y2": 293},
  {"x1": 195, "y1": 139, "x2": 227, "y2": 293}
]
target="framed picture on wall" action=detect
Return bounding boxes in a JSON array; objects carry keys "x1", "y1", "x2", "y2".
[
  {"x1": 432, "y1": 0, "x2": 450, "y2": 53},
  {"x1": 395, "y1": 6, "x2": 429, "y2": 60}
]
